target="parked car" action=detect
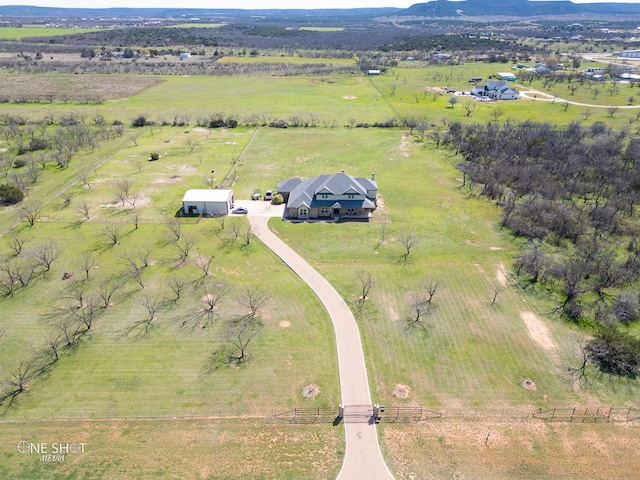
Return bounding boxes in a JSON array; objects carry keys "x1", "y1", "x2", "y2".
[
  {"x1": 264, "y1": 190, "x2": 273, "y2": 201},
  {"x1": 252, "y1": 191, "x2": 261, "y2": 200},
  {"x1": 232, "y1": 207, "x2": 248, "y2": 214}
]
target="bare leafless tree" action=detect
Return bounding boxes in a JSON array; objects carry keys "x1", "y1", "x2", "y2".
[
  {"x1": 203, "y1": 175, "x2": 216, "y2": 189},
  {"x1": 0, "y1": 356, "x2": 45, "y2": 406},
  {"x1": 230, "y1": 218, "x2": 242, "y2": 240},
  {"x1": 102, "y1": 223, "x2": 121, "y2": 246},
  {"x1": 28, "y1": 240, "x2": 61, "y2": 273},
  {"x1": 78, "y1": 201, "x2": 91, "y2": 221},
  {"x1": 7, "y1": 231, "x2": 27, "y2": 256},
  {"x1": 407, "y1": 292, "x2": 432, "y2": 332},
  {"x1": 421, "y1": 276, "x2": 444, "y2": 305},
  {"x1": 186, "y1": 137, "x2": 201, "y2": 154},
  {"x1": 115, "y1": 178, "x2": 132, "y2": 206},
  {"x1": 20, "y1": 204, "x2": 40, "y2": 227},
  {"x1": 183, "y1": 280, "x2": 229, "y2": 330},
  {"x1": 238, "y1": 287, "x2": 269, "y2": 321},
  {"x1": 79, "y1": 252, "x2": 97, "y2": 280},
  {"x1": 61, "y1": 190, "x2": 74, "y2": 207},
  {"x1": 240, "y1": 226, "x2": 254, "y2": 246},
  {"x1": 175, "y1": 234, "x2": 197, "y2": 260},
  {"x1": 398, "y1": 231, "x2": 422, "y2": 263},
  {"x1": 98, "y1": 278, "x2": 123, "y2": 308},
  {"x1": 66, "y1": 279, "x2": 88, "y2": 308},
  {"x1": 356, "y1": 272, "x2": 375, "y2": 316},
  {"x1": 166, "y1": 220, "x2": 181, "y2": 243},
  {"x1": 195, "y1": 253, "x2": 215, "y2": 278},
  {"x1": 167, "y1": 276, "x2": 188, "y2": 302},
  {"x1": 203, "y1": 321, "x2": 261, "y2": 372},
  {"x1": 490, "y1": 283, "x2": 506, "y2": 306},
  {"x1": 461, "y1": 100, "x2": 476, "y2": 117}
]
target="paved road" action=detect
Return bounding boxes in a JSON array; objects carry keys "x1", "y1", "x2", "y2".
[{"x1": 246, "y1": 206, "x2": 394, "y2": 480}]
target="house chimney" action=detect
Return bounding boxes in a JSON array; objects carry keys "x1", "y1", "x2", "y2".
[{"x1": 371, "y1": 172, "x2": 375, "y2": 181}]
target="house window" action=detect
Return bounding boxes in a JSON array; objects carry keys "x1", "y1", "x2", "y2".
[
  {"x1": 299, "y1": 208, "x2": 308, "y2": 217},
  {"x1": 347, "y1": 194, "x2": 354, "y2": 199},
  {"x1": 320, "y1": 194, "x2": 328, "y2": 199},
  {"x1": 320, "y1": 207, "x2": 330, "y2": 216}
]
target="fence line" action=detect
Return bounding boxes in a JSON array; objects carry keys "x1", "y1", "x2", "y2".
[{"x1": 3, "y1": 405, "x2": 638, "y2": 425}]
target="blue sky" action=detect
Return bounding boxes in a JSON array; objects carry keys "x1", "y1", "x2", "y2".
[{"x1": 0, "y1": 0, "x2": 635, "y2": 9}]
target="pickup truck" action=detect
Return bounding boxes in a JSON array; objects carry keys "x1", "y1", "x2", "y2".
[{"x1": 252, "y1": 191, "x2": 261, "y2": 200}]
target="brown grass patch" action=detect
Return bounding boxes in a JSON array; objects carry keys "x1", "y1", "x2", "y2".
[
  {"x1": 0, "y1": 74, "x2": 163, "y2": 101},
  {"x1": 393, "y1": 383, "x2": 411, "y2": 399},
  {"x1": 301, "y1": 384, "x2": 320, "y2": 399}
]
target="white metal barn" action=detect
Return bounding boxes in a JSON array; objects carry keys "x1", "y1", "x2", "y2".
[{"x1": 182, "y1": 189, "x2": 234, "y2": 216}]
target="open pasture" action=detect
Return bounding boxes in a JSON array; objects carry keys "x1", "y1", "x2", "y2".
[
  {"x1": 0, "y1": 27, "x2": 101, "y2": 41},
  {"x1": 0, "y1": 65, "x2": 639, "y2": 478},
  {"x1": 1, "y1": 418, "x2": 343, "y2": 479}
]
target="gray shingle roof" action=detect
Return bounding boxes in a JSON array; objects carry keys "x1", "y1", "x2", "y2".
[{"x1": 284, "y1": 172, "x2": 377, "y2": 209}]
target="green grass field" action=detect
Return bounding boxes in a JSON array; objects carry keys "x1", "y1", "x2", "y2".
[
  {"x1": 0, "y1": 61, "x2": 639, "y2": 478},
  {"x1": 0, "y1": 27, "x2": 101, "y2": 40}
]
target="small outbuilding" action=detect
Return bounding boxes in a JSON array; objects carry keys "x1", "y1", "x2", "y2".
[
  {"x1": 182, "y1": 189, "x2": 234, "y2": 216},
  {"x1": 498, "y1": 72, "x2": 517, "y2": 81}
]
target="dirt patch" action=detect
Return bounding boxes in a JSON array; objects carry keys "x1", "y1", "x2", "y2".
[
  {"x1": 301, "y1": 384, "x2": 320, "y2": 399},
  {"x1": 343, "y1": 95, "x2": 357, "y2": 99},
  {"x1": 520, "y1": 311, "x2": 556, "y2": 350},
  {"x1": 0, "y1": 74, "x2": 163, "y2": 101},
  {"x1": 489, "y1": 246, "x2": 503, "y2": 251},
  {"x1": 278, "y1": 320, "x2": 291, "y2": 328},
  {"x1": 496, "y1": 263, "x2": 508, "y2": 287},
  {"x1": 474, "y1": 264, "x2": 485, "y2": 274},
  {"x1": 100, "y1": 196, "x2": 151, "y2": 209},
  {"x1": 399, "y1": 136, "x2": 411, "y2": 157},
  {"x1": 167, "y1": 164, "x2": 197, "y2": 172},
  {"x1": 393, "y1": 383, "x2": 411, "y2": 399},
  {"x1": 520, "y1": 378, "x2": 537, "y2": 391}
]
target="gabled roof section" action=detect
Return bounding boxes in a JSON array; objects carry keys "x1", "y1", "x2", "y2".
[
  {"x1": 277, "y1": 178, "x2": 302, "y2": 192},
  {"x1": 284, "y1": 171, "x2": 378, "y2": 209}
]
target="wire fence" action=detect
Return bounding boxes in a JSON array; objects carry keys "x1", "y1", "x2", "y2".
[{"x1": 3, "y1": 405, "x2": 638, "y2": 426}]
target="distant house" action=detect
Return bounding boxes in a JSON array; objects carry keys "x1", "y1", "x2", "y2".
[
  {"x1": 615, "y1": 49, "x2": 640, "y2": 59},
  {"x1": 368, "y1": 69, "x2": 381, "y2": 76},
  {"x1": 533, "y1": 63, "x2": 551, "y2": 74},
  {"x1": 179, "y1": 52, "x2": 191, "y2": 59},
  {"x1": 277, "y1": 171, "x2": 378, "y2": 221},
  {"x1": 471, "y1": 81, "x2": 520, "y2": 100},
  {"x1": 497, "y1": 72, "x2": 517, "y2": 81},
  {"x1": 182, "y1": 189, "x2": 234, "y2": 216}
]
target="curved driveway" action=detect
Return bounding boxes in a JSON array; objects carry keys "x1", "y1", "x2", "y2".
[{"x1": 245, "y1": 204, "x2": 394, "y2": 480}]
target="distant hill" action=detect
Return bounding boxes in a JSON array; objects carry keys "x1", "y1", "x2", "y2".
[
  {"x1": 0, "y1": 5, "x2": 400, "y2": 19},
  {"x1": 400, "y1": 0, "x2": 640, "y2": 17},
  {"x1": 0, "y1": 2, "x2": 639, "y2": 20}
]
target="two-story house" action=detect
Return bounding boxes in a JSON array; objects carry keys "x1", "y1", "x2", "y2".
[{"x1": 277, "y1": 171, "x2": 378, "y2": 221}]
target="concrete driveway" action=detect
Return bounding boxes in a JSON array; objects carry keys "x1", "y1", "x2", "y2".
[{"x1": 248, "y1": 213, "x2": 394, "y2": 480}]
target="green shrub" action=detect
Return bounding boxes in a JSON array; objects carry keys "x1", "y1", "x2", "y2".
[
  {"x1": 272, "y1": 193, "x2": 284, "y2": 205},
  {"x1": 149, "y1": 152, "x2": 160, "y2": 161},
  {"x1": 0, "y1": 184, "x2": 24, "y2": 205}
]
